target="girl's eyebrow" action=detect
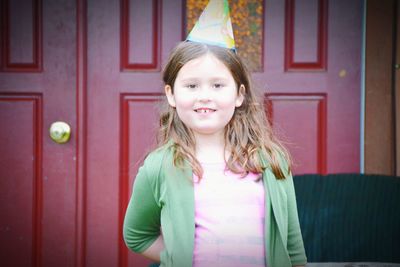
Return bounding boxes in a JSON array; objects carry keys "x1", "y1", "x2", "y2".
[
  {"x1": 180, "y1": 76, "x2": 229, "y2": 82},
  {"x1": 179, "y1": 77, "x2": 200, "y2": 82}
]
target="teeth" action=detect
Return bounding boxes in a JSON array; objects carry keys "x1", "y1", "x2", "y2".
[{"x1": 196, "y1": 109, "x2": 213, "y2": 113}]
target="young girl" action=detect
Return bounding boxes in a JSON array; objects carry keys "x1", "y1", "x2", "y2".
[{"x1": 123, "y1": 41, "x2": 307, "y2": 267}]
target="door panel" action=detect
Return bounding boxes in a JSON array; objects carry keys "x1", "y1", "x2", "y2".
[{"x1": 0, "y1": 94, "x2": 42, "y2": 267}]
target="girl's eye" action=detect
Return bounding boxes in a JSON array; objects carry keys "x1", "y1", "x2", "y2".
[
  {"x1": 186, "y1": 84, "x2": 197, "y2": 89},
  {"x1": 213, "y1": 83, "x2": 224, "y2": 89}
]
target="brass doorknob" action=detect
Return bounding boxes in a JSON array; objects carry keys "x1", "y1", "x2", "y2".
[{"x1": 49, "y1": 121, "x2": 71, "y2": 144}]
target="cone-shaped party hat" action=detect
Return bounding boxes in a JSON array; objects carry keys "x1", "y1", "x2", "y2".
[{"x1": 186, "y1": 0, "x2": 236, "y2": 51}]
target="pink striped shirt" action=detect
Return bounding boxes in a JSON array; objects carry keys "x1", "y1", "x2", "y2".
[{"x1": 193, "y1": 162, "x2": 266, "y2": 267}]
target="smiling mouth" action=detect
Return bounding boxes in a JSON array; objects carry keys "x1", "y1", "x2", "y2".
[{"x1": 194, "y1": 108, "x2": 216, "y2": 113}]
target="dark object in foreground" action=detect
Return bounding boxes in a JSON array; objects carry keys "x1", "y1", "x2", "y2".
[{"x1": 294, "y1": 173, "x2": 400, "y2": 264}]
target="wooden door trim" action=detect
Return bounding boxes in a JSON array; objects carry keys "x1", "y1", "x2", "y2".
[
  {"x1": 75, "y1": 0, "x2": 88, "y2": 266},
  {"x1": 365, "y1": 0, "x2": 396, "y2": 175}
]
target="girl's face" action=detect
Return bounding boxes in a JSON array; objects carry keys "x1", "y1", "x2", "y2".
[{"x1": 165, "y1": 53, "x2": 244, "y2": 139}]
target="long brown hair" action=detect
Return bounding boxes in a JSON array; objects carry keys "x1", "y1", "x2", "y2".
[{"x1": 159, "y1": 41, "x2": 291, "y2": 180}]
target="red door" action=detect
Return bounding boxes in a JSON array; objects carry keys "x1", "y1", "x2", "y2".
[
  {"x1": 1, "y1": 0, "x2": 362, "y2": 266},
  {"x1": 0, "y1": 0, "x2": 78, "y2": 266}
]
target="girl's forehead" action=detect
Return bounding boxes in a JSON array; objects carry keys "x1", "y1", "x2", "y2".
[{"x1": 177, "y1": 53, "x2": 233, "y2": 79}]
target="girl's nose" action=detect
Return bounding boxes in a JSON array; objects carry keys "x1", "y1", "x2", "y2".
[{"x1": 197, "y1": 87, "x2": 212, "y2": 102}]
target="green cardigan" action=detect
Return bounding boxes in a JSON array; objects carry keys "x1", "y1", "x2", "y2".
[{"x1": 123, "y1": 144, "x2": 307, "y2": 267}]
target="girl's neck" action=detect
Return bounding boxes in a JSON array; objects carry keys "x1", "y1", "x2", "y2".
[{"x1": 194, "y1": 132, "x2": 228, "y2": 163}]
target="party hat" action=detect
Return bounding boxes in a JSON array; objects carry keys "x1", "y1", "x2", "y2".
[{"x1": 186, "y1": 0, "x2": 236, "y2": 51}]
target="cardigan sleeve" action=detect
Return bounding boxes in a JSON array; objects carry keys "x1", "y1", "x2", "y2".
[
  {"x1": 285, "y1": 169, "x2": 308, "y2": 266},
  {"x1": 123, "y1": 159, "x2": 162, "y2": 253}
]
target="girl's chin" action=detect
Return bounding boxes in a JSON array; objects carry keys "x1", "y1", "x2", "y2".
[{"x1": 191, "y1": 128, "x2": 225, "y2": 137}]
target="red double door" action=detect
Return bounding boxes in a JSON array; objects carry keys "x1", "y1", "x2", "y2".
[{"x1": 0, "y1": 0, "x2": 362, "y2": 266}]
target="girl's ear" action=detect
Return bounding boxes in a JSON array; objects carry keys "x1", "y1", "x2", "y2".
[
  {"x1": 235, "y1": 84, "x2": 245, "y2": 107},
  {"x1": 165, "y1": 85, "x2": 176, "y2": 107}
]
